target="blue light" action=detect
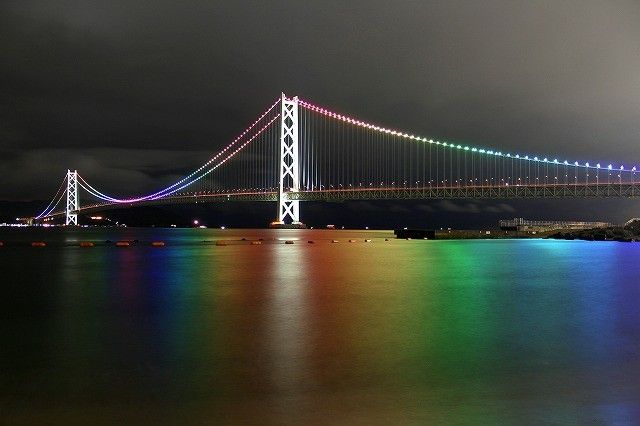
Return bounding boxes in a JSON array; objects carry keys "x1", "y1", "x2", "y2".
[{"x1": 608, "y1": 164, "x2": 613, "y2": 170}]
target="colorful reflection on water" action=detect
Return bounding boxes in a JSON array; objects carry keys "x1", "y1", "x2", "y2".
[{"x1": 1, "y1": 229, "x2": 640, "y2": 423}]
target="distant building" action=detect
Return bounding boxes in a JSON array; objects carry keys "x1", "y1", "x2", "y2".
[{"x1": 499, "y1": 217, "x2": 613, "y2": 232}]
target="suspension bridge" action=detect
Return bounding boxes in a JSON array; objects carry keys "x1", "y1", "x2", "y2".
[{"x1": 33, "y1": 93, "x2": 640, "y2": 226}]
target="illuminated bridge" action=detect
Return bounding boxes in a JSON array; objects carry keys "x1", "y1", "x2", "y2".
[{"x1": 34, "y1": 94, "x2": 640, "y2": 225}]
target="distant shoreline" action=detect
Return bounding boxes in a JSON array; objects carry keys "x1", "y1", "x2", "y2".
[{"x1": 397, "y1": 220, "x2": 640, "y2": 242}]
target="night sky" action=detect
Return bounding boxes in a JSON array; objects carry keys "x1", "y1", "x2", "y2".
[{"x1": 2, "y1": 1, "x2": 640, "y2": 226}]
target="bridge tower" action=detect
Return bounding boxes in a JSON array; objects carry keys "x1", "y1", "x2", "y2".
[
  {"x1": 276, "y1": 93, "x2": 302, "y2": 225},
  {"x1": 65, "y1": 169, "x2": 79, "y2": 225}
]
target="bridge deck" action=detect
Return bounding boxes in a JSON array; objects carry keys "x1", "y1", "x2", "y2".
[
  {"x1": 39, "y1": 183, "x2": 640, "y2": 219},
  {"x1": 289, "y1": 183, "x2": 640, "y2": 201}
]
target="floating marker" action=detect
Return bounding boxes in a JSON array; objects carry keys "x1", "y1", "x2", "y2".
[
  {"x1": 79, "y1": 242, "x2": 95, "y2": 247},
  {"x1": 31, "y1": 242, "x2": 46, "y2": 247},
  {"x1": 151, "y1": 241, "x2": 165, "y2": 247}
]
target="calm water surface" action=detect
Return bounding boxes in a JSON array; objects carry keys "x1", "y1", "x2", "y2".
[{"x1": 1, "y1": 228, "x2": 640, "y2": 423}]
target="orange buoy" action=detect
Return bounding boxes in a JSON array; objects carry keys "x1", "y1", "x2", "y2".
[
  {"x1": 285, "y1": 240, "x2": 294, "y2": 244},
  {"x1": 31, "y1": 241, "x2": 46, "y2": 247},
  {"x1": 79, "y1": 242, "x2": 95, "y2": 247},
  {"x1": 115, "y1": 241, "x2": 130, "y2": 247},
  {"x1": 151, "y1": 241, "x2": 165, "y2": 247},
  {"x1": 215, "y1": 241, "x2": 228, "y2": 246}
]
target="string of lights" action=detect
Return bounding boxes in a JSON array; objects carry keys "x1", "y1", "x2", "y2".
[
  {"x1": 34, "y1": 174, "x2": 69, "y2": 219},
  {"x1": 75, "y1": 99, "x2": 281, "y2": 203},
  {"x1": 297, "y1": 98, "x2": 637, "y2": 174},
  {"x1": 78, "y1": 114, "x2": 280, "y2": 203}
]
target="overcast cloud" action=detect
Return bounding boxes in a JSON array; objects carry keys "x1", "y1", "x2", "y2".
[{"x1": 1, "y1": 1, "x2": 639, "y2": 220}]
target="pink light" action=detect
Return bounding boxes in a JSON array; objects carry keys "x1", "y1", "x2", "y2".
[
  {"x1": 78, "y1": 98, "x2": 281, "y2": 204},
  {"x1": 151, "y1": 114, "x2": 280, "y2": 199}
]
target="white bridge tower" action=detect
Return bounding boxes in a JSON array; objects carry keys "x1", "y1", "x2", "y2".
[
  {"x1": 276, "y1": 93, "x2": 301, "y2": 225},
  {"x1": 65, "y1": 169, "x2": 79, "y2": 225}
]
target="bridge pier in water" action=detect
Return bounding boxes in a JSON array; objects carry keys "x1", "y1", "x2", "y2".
[
  {"x1": 273, "y1": 93, "x2": 305, "y2": 228},
  {"x1": 65, "y1": 170, "x2": 79, "y2": 226}
]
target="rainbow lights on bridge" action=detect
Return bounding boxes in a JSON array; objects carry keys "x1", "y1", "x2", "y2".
[
  {"x1": 297, "y1": 98, "x2": 635, "y2": 172},
  {"x1": 34, "y1": 93, "x2": 640, "y2": 224}
]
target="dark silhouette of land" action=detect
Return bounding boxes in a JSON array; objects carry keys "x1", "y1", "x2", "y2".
[{"x1": 548, "y1": 219, "x2": 640, "y2": 242}]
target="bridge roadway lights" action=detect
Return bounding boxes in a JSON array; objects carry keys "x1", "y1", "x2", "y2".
[{"x1": 269, "y1": 220, "x2": 306, "y2": 229}]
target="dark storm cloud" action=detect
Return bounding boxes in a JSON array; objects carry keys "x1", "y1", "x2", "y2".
[{"x1": 1, "y1": 0, "x2": 640, "y2": 209}]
